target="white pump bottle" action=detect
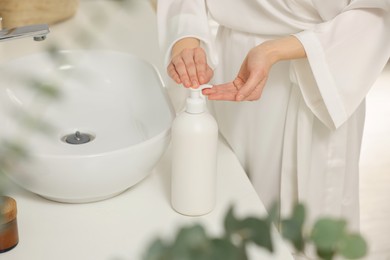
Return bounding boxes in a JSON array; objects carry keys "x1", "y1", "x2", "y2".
[{"x1": 171, "y1": 84, "x2": 218, "y2": 216}]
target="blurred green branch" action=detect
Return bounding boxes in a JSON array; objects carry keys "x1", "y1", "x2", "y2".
[{"x1": 143, "y1": 204, "x2": 367, "y2": 260}]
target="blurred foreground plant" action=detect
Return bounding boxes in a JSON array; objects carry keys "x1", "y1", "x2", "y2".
[
  {"x1": 143, "y1": 204, "x2": 367, "y2": 260},
  {"x1": 0, "y1": 54, "x2": 62, "y2": 196}
]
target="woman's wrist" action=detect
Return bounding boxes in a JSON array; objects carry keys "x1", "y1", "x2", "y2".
[
  {"x1": 260, "y1": 35, "x2": 307, "y2": 65},
  {"x1": 171, "y1": 37, "x2": 201, "y2": 58}
]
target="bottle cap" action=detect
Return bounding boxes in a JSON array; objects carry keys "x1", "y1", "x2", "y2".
[
  {"x1": 0, "y1": 196, "x2": 17, "y2": 225},
  {"x1": 186, "y1": 84, "x2": 212, "y2": 114},
  {"x1": 0, "y1": 196, "x2": 19, "y2": 253}
]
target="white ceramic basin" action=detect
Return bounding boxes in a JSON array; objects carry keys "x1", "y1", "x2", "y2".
[{"x1": 0, "y1": 50, "x2": 174, "y2": 203}]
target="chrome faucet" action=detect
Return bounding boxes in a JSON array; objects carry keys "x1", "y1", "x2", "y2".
[{"x1": 0, "y1": 24, "x2": 49, "y2": 42}]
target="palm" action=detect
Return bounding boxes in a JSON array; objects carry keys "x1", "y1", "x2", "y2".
[{"x1": 203, "y1": 45, "x2": 271, "y2": 101}]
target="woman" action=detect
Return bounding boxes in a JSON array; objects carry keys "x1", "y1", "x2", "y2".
[{"x1": 158, "y1": 0, "x2": 390, "y2": 237}]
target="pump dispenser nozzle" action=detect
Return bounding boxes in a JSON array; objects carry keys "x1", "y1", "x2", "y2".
[
  {"x1": 186, "y1": 84, "x2": 211, "y2": 114},
  {"x1": 190, "y1": 88, "x2": 201, "y2": 99}
]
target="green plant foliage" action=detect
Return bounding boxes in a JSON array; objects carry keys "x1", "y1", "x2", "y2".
[
  {"x1": 143, "y1": 207, "x2": 274, "y2": 260},
  {"x1": 224, "y1": 206, "x2": 273, "y2": 252},
  {"x1": 209, "y1": 238, "x2": 247, "y2": 260},
  {"x1": 316, "y1": 248, "x2": 335, "y2": 260},
  {"x1": 143, "y1": 225, "x2": 211, "y2": 260},
  {"x1": 281, "y1": 203, "x2": 306, "y2": 251},
  {"x1": 339, "y1": 233, "x2": 367, "y2": 259},
  {"x1": 266, "y1": 202, "x2": 280, "y2": 225},
  {"x1": 143, "y1": 239, "x2": 170, "y2": 260},
  {"x1": 144, "y1": 205, "x2": 367, "y2": 260},
  {"x1": 311, "y1": 218, "x2": 347, "y2": 252},
  {"x1": 0, "y1": 140, "x2": 29, "y2": 161},
  {"x1": 170, "y1": 225, "x2": 210, "y2": 259},
  {"x1": 11, "y1": 109, "x2": 54, "y2": 134},
  {"x1": 0, "y1": 140, "x2": 30, "y2": 174},
  {"x1": 31, "y1": 81, "x2": 62, "y2": 99},
  {"x1": 0, "y1": 61, "x2": 61, "y2": 197},
  {"x1": 224, "y1": 206, "x2": 240, "y2": 237},
  {"x1": 238, "y1": 217, "x2": 273, "y2": 252},
  {"x1": 310, "y1": 218, "x2": 367, "y2": 260}
]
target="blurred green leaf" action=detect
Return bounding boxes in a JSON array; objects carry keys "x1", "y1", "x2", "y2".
[
  {"x1": 170, "y1": 224, "x2": 210, "y2": 260},
  {"x1": 112, "y1": 0, "x2": 128, "y2": 4},
  {"x1": 316, "y1": 248, "x2": 335, "y2": 260},
  {"x1": 174, "y1": 224, "x2": 208, "y2": 249},
  {"x1": 46, "y1": 44, "x2": 62, "y2": 61},
  {"x1": 291, "y1": 204, "x2": 305, "y2": 226},
  {"x1": 31, "y1": 81, "x2": 61, "y2": 99},
  {"x1": 223, "y1": 206, "x2": 273, "y2": 252},
  {"x1": 311, "y1": 218, "x2": 346, "y2": 252},
  {"x1": 143, "y1": 239, "x2": 170, "y2": 260},
  {"x1": 266, "y1": 202, "x2": 280, "y2": 226},
  {"x1": 339, "y1": 233, "x2": 367, "y2": 259},
  {"x1": 281, "y1": 218, "x2": 304, "y2": 252},
  {"x1": 12, "y1": 110, "x2": 54, "y2": 134},
  {"x1": 281, "y1": 203, "x2": 306, "y2": 251},
  {"x1": 0, "y1": 139, "x2": 29, "y2": 178},
  {"x1": 0, "y1": 139, "x2": 29, "y2": 161},
  {"x1": 224, "y1": 206, "x2": 240, "y2": 237},
  {"x1": 239, "y1": 217, "x2": 273, "y2": 252},
  {"x1": 210, "y1": 238, "x2": 247, "y2": 260},
  {"x1": 112, "y1": 0, "x2": 136, "y2": 9}
]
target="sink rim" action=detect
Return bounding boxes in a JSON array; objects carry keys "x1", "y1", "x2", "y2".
[{"x1": 0, "y1": 49, "x2": 175, "y2": 159}]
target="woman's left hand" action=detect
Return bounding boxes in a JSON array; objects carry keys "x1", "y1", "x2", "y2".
[
  {"x1": 202, "y1": 36, "x2": 306, "y2": 101},
  {"x1": 202, "y1": 43, "x2": 274, "y2": 101}
]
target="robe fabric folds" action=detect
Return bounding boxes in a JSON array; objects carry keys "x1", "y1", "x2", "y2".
[{"x1": 158, "y1": 0, "x2": 390, "y2": 235}]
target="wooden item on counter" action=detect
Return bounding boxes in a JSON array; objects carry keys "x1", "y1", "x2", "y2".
[
  {"x1": 0, "y1": 0, "x2": 79, "y2": 29},
  {"x1": 0, "y1": 196, "x2": 18, "y2": 253}
]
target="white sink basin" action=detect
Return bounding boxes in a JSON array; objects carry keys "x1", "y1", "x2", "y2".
[{"x1": 0, "y1": 50, "x2": 174, "y2": 203}]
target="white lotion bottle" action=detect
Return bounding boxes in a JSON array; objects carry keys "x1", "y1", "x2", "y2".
[{"x1": 171, "y1": 85, "x2": 218, "y2": 216}]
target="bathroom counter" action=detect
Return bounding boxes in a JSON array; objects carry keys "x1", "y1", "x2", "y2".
[
  {"x1": 4, "y1": 140, "x2": 293, "y2": 260},
  {"x1": 0, "y1": 1, "x2": 293, "y2": 259}
]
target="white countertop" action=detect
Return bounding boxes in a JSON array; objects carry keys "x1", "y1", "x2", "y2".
[
  {"x1": 0, "y1": 1, "x2": 293, "y2": 259},
  {"x1": 4, "y1": 141, "x2": 293, "y2": 260}
]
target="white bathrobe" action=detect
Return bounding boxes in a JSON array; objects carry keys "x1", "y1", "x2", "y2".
[{"x1": 158, "y1": 0, "x2": 390, "y2": 230}]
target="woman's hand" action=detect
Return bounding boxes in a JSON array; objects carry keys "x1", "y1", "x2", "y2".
[
  {"x1": 168, "y1": 37, "x2": 214, "y2": 88},
  {"x1": 203, "y1": 43, "x2": 274, "y2": 101},
  {"x1": 203, "y1": 36, "x2": 306, "y2": 101}
]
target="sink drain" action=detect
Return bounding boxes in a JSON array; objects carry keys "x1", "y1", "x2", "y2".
[{"x1": 62, "y1": 131, "x2": 94, "y2": 145}]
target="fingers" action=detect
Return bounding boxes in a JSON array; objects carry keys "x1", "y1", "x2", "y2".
[
  {"x1": 168, "y1": 47, "x2": 213, "y2": 88},
  {"x1": 235, "y1": 71, "x2": 265, "y2": 101},
  {"x1": 202, "y1": 82, "x2": 238, "y2": 101},
  {"x1": 167, "y1": 63, "x2": 181, "y2": 84},
  {"x1": 182, "y1": 49, "x2": 199, "y2": 87},
  {"x1": 202, "y1": 74, "x2": 266, "y2": 102},
  {"x1": 244, "y1": 77, "x2": 267, "y2": 101},
  {"x1": 207, "y1": 92, "x2": 237, "y2": 101},
  {"x1": 205, "y1": 65, "x2": 214, "y2": 83},
  {"x1": 194, "y1": 47, "x2": 208, "y2": 84},
  {"x1": 171, "y1": 55, "x2": 191, "y2": 87}
]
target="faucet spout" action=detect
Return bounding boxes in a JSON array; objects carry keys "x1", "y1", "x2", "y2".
[{"x1": 0, "y1": 24, "x2": 50, "y2": 42}]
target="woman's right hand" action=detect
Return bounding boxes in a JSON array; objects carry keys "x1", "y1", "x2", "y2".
[{"x1": 168, "y1": 37, "x2": 214, "y2": 88}]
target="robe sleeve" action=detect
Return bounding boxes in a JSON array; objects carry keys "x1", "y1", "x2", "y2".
[
  {"x1": 157, "y1": 0, "x2": 218, "y2": 68},
  {"x1": 292, "y1": 1, "x2": 390, "y2": 129}
]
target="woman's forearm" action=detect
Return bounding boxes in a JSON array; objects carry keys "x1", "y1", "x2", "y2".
[
  {"x1": 172, "y1": 36, "x2": 305, "y2": 64},
  {"x1": 203, "y1": 35, "x2": 307, "y2": 101},
  {"x1": 261, "y1": 35, "x2": 307, "y2": 65}
]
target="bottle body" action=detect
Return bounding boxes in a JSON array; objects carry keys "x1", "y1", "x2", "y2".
[{"x1": 171, "y1": 111, "x2": 218, "y2": 216}]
